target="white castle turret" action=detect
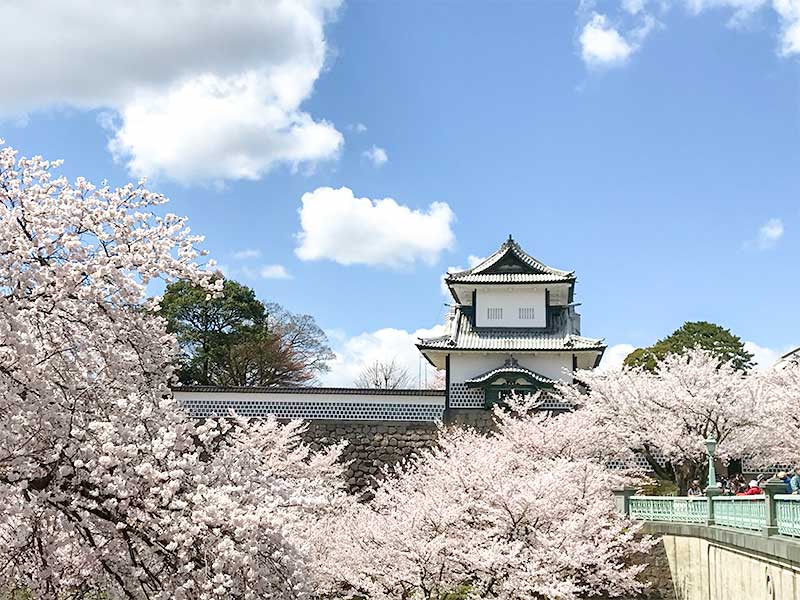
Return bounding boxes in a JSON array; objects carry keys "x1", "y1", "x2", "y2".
[
  {"x1": 177, "y1": 237, "x2": 606, "y2": 492},
  {"x1": 178, "y1": 236, "x2": 604, "y2": 423},
  {"x1": 417, "y1": 235, "x2": 605, "y2": 412}
]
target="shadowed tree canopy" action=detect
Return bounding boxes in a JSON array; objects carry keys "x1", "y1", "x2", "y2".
[
  {"x1": 160, "y1": 279, "x2": 334, "y2": 386},
  {"x1": 623, "y1": 321, "x2": 755, "y2": 372}
]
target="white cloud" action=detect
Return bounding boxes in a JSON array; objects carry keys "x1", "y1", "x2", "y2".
[
  {"x1": 622, "y1": 0, "x2": 647, "y2": 14},
  {"x1": 441, "y1": 255, "x2": 484, "y2": 296},
  {"x1": 363, "y1": 145, "x2": 389, "y2": 167},
  {"x1": 232, "y1": 249, "x2": 261, "y2": 260},
  {"x1": 772, "y1": 0, "x2": 800, "y2": 55},
  {"x1": 0, "y1": 1, "x2": 343, "y2": 183},
  {"x1": 681, "y1": 1, "x2": 800, "y2": 58},
  {"x1": 597, "y1": 343, "x2": 636, "y2": 372},
  {"x1": 743, "y1": 340, "x2": 786, "y2": 369},
  {"x1": 579, "y1": 14, "x2": 637, "y2": 66},
  {"x1": 749, "y1": 217, "x2": 784, "y2": 250},
  {"x1": 295, "y1": 186, "x2": 456, "y2": 268},
  {"x1": 685, "y1": 0, "x2": 769, "y2": 26},
  {"x1": 107, "y1": 74, "x2": 342, "y2": 183},
  {"x1": 348, "y1": 123, "x2": 368, "y2": 133},
  {"x1": 621, "y1": 0, "x2": 800, "y2": 59},
  {"x1": 259, "y1": 264, "x2": 292, "y2": 280},
  {"x1": 220, "y1": 262, "x2": 292, "y2": 280},
  {"x1": 322, "y1": 325, "x2": 444, "y2": 387}
]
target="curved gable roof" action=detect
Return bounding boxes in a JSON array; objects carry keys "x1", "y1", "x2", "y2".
[
  {"x1": 465, "y1": 358, "x2": 555, "y2": 387},
  {"x1": 444, "y1": 235, "x2": 575, "y2": 285}
]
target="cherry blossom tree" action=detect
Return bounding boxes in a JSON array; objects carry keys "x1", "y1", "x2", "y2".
[
  {"x1": 0, "y1": 142, "x2": 345, "y2": 599},
  {"x1": 563, "y1": 349, "x2": 769, "y2": 494},
  {"x1": 319, "y1": 400, "x2": 653, "y2": 600},
  {"x1": 758, "y1": 364, "x2": 800, "y2": 465}
]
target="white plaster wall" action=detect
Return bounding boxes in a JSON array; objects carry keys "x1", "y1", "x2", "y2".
[
  {"x1": 475, "y1": 288, "x2": 546, "y2": 328},
  {"x1": 574, "y1": 352, "x2": 597, "y2": 370},
  {"x1": 448, "y1": 352, "x2": 573, "y2": 384}
]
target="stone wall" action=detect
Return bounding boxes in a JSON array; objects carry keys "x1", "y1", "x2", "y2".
[
  {"x1": 301, "y1": 410, "x2": 499, "y2": 497},
  {"x1": 302, "y1": 420, "x2": 441, "y2": 498},
  {"x1": 445, "y1": 408, "x2": 496, "y2": 430}
]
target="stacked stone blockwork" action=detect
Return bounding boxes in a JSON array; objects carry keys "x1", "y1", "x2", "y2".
[{"x1": 302, "y1": 421, "x2": 441, "y2": 497}]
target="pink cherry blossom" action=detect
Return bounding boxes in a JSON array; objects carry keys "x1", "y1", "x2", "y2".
[
  {"x1": 561, "y1": 348, "x2": 773, "y2": 493},
  {"x1": 0, "y1": 142, "x2": 346, "y2": 599},
  {"x1": 318, "y1": 401, "x2": 653, "y2": 600}
]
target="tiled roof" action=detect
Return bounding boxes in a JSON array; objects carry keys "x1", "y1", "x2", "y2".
[
  {"x1": 446, "y1": 273, "x2": 573, "y2": 284},
  {"x1": 445, "y1": 236, "x2": 575, "y2": 285},
  {"x1": 465, "y1": 358, "x2": 555, "y2": 386},
  {"x1": 174, "y1": 386, "x2": 445, "y2": 396},
  {"x1": 774, "y1": 347, "x2": 800, "y2": 370},
  {"x1": 416, "y1": 307, "x2": 605, "y2": 352}
]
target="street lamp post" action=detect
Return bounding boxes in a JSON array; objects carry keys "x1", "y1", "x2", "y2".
[
  {"x1": 704, "y1": 435, "x2": 721, "y2": 526},
  {"x1": 705, "y1": 435, "x2": 717, "y2": 490}
]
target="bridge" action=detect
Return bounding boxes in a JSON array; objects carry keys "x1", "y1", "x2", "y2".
[{"x1": 615, "y1": 479, "x2": 800, "y2": 599}]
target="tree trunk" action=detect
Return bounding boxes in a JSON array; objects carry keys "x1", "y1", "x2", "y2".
[{"x1": 672, "y1": 460, "x2": 706, "y2": 496}]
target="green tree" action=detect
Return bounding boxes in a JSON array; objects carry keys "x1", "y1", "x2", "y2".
[
  {"x1": 623, "y1": 321, "x2": 755, "y2": 372},
  {"x1": 160, "y1": 279, "x2": 333, "y2": 386}
]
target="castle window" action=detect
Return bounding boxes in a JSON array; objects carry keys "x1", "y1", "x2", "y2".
[
  {"x1": 487, "y1": 307, "x2": 503, "y2": 320},
  {"x1": 518, "y1": 307, "x2": 535, "y2": 320}
]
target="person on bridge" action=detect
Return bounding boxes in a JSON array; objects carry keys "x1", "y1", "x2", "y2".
[
  {"x1": 687, "y1": 480, "x2": 703, "y2": 497},
  {"x1": 726, "y1": 473, "x2": 746, "y2": 495},
  {"x1": 778, "y1": 471, "x2": 792, "y2": 494},
  {"x1": 791, "y1": 467, "x2": 800, "y2": 494},
  {"x1": 737, "y1": 480, "x2": 763, "y2": 496}
]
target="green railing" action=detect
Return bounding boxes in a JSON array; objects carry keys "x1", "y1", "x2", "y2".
[
  {"x1": 620, "y1": 483, "x2": 800, "y2": 542},
  {"x1": 775, "y1": 495, "x2": 800, "y2": 538},
  {"x1": 711, "y1": 496, "x2": 766, "y2": 531},
  {"x1": 629, "y1": 496, "x2": 708, "y2": 524}
]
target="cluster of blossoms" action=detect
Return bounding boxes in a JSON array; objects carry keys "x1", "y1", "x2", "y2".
[
  {"x1": 561, "y1": 348, "x2": 799, "y2": 494},
  {"x1": 12, "y1": 141, "x2": 793, "y2": 599},
  {"x1": 0, "y1": 142, "x2": 346, "y2": 599},
  {"x1": 318, "y1": 400, "x2": 653, "y2": 600},
  {"x1": 761, "y1": 363, "x2": 800, "y2": 463}
]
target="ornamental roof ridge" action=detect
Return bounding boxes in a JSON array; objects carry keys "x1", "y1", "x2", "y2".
[
  {"x1": 444, "y1": 235, "x2": 575, "y2": 284},
  {"x1": 465, "y1": 360, "x2": 556, "y2": 386}
]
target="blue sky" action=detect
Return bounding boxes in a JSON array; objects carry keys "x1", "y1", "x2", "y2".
[{"x1": 2, "y1": 0, "x2": 799, "y2": 383}]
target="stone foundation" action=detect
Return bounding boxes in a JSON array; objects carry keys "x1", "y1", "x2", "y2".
[
  {"x1": 301, "y1": 410, "x2": 500, "y2": 496},
  {"x1": 445, "y1": 408, "x2": 497, "y2": 430},
  {"x1": 302, "y1": 420, "x2": 441, "y2": 497}
]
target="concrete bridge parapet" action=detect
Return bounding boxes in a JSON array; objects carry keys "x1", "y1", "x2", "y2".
[{"x1": 616, "y1": 485, "x2": 800, "y2": 600}]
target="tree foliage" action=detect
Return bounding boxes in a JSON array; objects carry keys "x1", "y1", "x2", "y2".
[
  {"x1": 623, "y1": 321, "x2": 754, "y2": 372},
  {"x1": 160, "y1": 279, "x2": 334, "y2": 387},
  {"x1": 4, "y1": 140, "x2": 755, "y2": 598},
  {"x1": 354, "y1": 358, "x2": 411, "y2": 389},
  {"x1": 320, "y1": 399, "x2": 653, "y2": 600},
  {"x1": 567, "y1": 349, "x2": 771, "y2": 494},
  {"x1": 758, "y1": 363, "x2": 800, "y2": 465},
  {"x1": 0, "y1": 142, "x2": 345, "y2": 599}
]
